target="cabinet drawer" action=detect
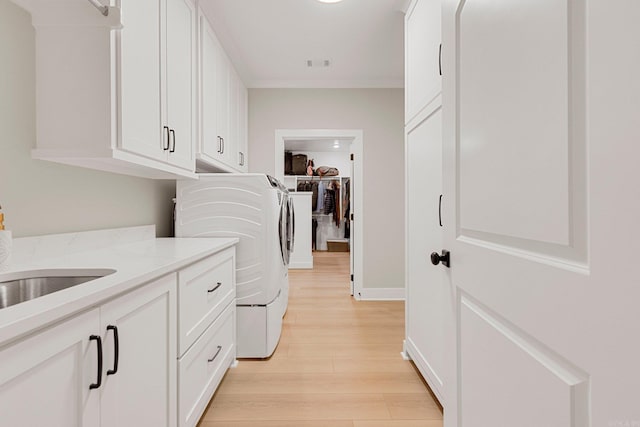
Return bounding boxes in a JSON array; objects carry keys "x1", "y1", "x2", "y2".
[
  {"x1": 178, "y1": 303, "x2": 235, "y2": 427},
  {"x1": 178, "y1": 248, "x2": 235, "y2": 356}
]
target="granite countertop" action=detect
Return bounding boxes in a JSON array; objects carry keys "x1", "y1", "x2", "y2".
[{"x1": 0, "y1": 230, "x2": 238, "y2": 347}]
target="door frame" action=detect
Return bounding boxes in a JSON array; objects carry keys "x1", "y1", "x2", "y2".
[{"x1": 275, "y1": 129, "x2": 364, "y2": 298}]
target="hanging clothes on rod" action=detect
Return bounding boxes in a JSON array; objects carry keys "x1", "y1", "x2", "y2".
[{"x1": 296, "y1": 177, "x2": 345, "y2": 250}]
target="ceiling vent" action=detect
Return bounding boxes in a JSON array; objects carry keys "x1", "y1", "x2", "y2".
[{"x1": 307, "y1": 59, "x2": 331, "y2": 68}]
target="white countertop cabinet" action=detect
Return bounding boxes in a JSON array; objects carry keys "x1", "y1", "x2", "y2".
[
  {"x1": 0, "y1": 273, "x2": 177, "y2": 427},
  {"x1": 0, "y1": 233, "x2": 238, "y2": 427},
  {"x1": 99, "y1": 273, "x2": 177, "y2": 427},
  {"x1": 0, "y1": 308, "x2": 101, "y2": 427}
]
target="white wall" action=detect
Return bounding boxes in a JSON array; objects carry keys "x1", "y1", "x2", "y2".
[
  {"x1": 249, "y1": 88, "x2": 405, "y2": 290},
  {"x1": 0, "y1": 0, "x2": 175, "y2": 238}
]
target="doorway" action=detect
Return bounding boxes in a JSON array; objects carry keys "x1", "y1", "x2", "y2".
[{"x1": 275, "y1": 129, "x2": 363, "y2": 297}]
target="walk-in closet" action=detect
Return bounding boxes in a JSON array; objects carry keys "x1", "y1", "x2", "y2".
[{"x1": 283, "y1": 138, "x2": 353, "y2": 255}]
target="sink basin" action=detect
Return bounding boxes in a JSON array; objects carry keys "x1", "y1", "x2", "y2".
[{"x1": 0, "y1": 269, "x2": 116, "y2": 309}]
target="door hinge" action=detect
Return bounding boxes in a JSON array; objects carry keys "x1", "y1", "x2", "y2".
[
  {"x1": 350, "y1": 274, "x2": 354, "y2": 282},
  {"x1": 350, "y1": 153, "x2": 354, "y2": 161},
  {"x1": 350, "y1": 213, "x2": 354, "y2": 221}
]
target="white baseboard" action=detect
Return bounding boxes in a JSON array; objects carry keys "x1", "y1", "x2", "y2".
[
  {"x1": 355, "y1": 287, "x2": 405, "y2": 301},
  {"x1": 288, "y1": 260, "x2": 313, "y2": 269}
]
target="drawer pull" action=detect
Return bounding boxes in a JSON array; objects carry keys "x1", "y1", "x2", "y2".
[
  {"x1": 208, "y1": 345, "x2": 223, "y2": 363},
  {"x1": 89, "y1": 335, "x2": 103, "y2": 390},
  {"x1": 207, "y1": 282, "x2": 222, "y2": 293},
  {"x1": 106, "y1": 325, "x2": 119, "y2": 376}
]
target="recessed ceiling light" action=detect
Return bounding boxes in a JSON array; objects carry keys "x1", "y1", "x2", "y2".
[{"x1": 317, "y1": 0, "x2": 344, "y2": 3}]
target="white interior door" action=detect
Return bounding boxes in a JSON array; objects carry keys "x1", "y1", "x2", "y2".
[
  {"x1": 405, "y1": 96, "x2": 446, "y2": 403},
  {"x1": 349, "y1": 153, "x2": 354, "y2": 296},
  {"x1": 442, "y1": 0, "x2": 640, "y2": 425}
]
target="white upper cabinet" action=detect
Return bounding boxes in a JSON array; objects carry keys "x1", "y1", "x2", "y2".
[
  {"x1": 164, "y1": 0, "x2": 197, "y2": 170},
  {"x1": 13, "y1": 0, "x2": 196, "y2": 179},
  {"x1": 118, "y1": 0, "x2": 163, "y2": 163},
  {"x1": 197, "y1": 9, "x2": 249, "y2": 173},
  {"x1": 199, "y1": 13, "x2": 222, "y2": 165},
  {"x1": 237, "y1": 82, "x2": 249, "y2": 172},
  {"x1": 114, "y1": 0, "x2": 196, "y2": 172},
  {"x1": 405, "y1": 0, "x2": 442, "y2": 123}
]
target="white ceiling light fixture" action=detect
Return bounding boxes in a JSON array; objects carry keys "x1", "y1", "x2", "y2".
[{"x1": 316, "y1": 0, "x2": 344, "y2": 3}]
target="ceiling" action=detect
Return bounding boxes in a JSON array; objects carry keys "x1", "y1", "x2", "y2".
[{"x1": 199, "y1": 0, "x2": 408, "y2": 89}]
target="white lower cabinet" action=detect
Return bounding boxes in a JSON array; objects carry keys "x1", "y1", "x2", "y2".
[
  {"x1": 178, "y1": 248, "x2": 235, "y2": 356},
  {"x1": 0, "y1": 309, "x2": 101, "y2": 427},
  {"x1": 99, "y1": 274, "x2": 177, "y2": 427},
  {"x1": 0, "y1": 273, "x2": 176, "y2": 427},
  {"x1": 0, "y1": 248, "x2": 236, "y2": 427},
  {"x1": 178, "y1": 303, "x2": 235, "y2": 427},
  {"x1": 177, "y1": 247, "x2": 237, "y2": 427}
]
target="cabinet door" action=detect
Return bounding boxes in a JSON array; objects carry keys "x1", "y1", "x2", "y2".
[
  {"x1": 215, "y1": 46, "x2": 230, "y2": 164},
  {"x1": 237, "y1": 82, "x2": 248, "y2": 172},
  {"x1": 100, "y1": 274, "x2": 177, "y2": 427},
  {"x1": 405, "y1": 0, "x2": 442, "y2": 123},
  {"x1": 199, "y1": 15, "x2": 223, "y2": 162},
  {"x1": 119, "y1": 0, "x2": 165, "y2": 161},
  {"x1": 227, "y1": 69, "x2": 239, "y2": 168},
  {"x1": 0, "y1": 309, "x2": 101, "y2": 427},
  {"x1": 405, "y1": 97, "x2": 446, "y2": 403},
  {"x1": 166, "y1": 0, "x2": 196, "y2": 170}
]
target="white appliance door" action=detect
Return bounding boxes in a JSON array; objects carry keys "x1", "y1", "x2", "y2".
[
  {"x1": 442, "y1": 0, "x2": 640, "y2": 426},
  {"x1": 277, "y1": 193, "x2": 288, "y2": 266},
  {"x1": 287, "y1": 196, "x2": 295, "y2": 255}
]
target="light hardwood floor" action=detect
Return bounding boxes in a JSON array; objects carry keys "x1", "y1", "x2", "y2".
[{"x1": 198, "y1": 251, "x2": 443, "y2": 427}]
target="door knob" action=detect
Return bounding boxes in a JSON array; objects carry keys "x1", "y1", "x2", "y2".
[{"x1": 430, "y1": 250, "x2": 450, "y2": 268}]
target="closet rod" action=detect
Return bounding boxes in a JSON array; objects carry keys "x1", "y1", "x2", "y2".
[{"x1": 87, "y1": 0, "x2": 109, "y2": 16}]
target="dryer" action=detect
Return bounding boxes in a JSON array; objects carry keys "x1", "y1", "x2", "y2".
[{"x1": 175, "y1": 174, "x2": 293, "y2": 358}]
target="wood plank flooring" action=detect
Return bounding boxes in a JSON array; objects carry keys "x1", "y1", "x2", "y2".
[{"x1": 198, "y1": 252, "x2": 443, "y2": 427}]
